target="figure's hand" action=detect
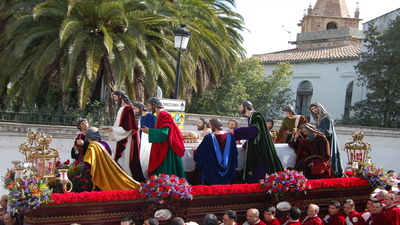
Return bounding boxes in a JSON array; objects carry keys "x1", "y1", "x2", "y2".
[
  {"x1": 76, "y1": 139, "x2": 84, "y2": 145},
  {"x1": 227, "y1": 128, "x2": 234, "y2": 134},
  {"x1": 294, "y1": 129, "x2": 301, "y2": 139},
  {"x1": 141, "y1": 126, "x2": 149, "y2": 134}
]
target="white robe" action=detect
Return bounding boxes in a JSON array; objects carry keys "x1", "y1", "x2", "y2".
[
  {"x1": 138, "y1": 119, "x2": 152, "y2": 178},
  {"x1": 111, "y1": 106, "x2": 133, "y2": 176}
]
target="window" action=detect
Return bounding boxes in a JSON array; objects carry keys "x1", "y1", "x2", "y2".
[
  {"x1": 326, "y1": 22, "x2": 337, "y2": 30},
  {"x1": 344, "y1": 81, "x2": 353, "y2": 118},
  {"x1": 296, "y1": 81, "x2": 313, "y2": 121}
]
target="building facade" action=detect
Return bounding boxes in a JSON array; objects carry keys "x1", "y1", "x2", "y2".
[{"x1": 254, "y1": 0, "x2": 363, "y2": 121}]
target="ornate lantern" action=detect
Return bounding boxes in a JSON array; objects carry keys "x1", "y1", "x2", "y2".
[
  {"x1": 343, "y1": 131, "x2": 371, "y2": 171},
  {"x1": 19, "y1": 131, "x2": 41, "y2": 163},
  {"x1": 29, "y1": 133, "x2": 60, "y2": 179}
]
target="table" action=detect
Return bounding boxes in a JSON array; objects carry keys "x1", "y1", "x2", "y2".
[{"x1": 182, "y1": 143, "x2": 296, "y2": 172}]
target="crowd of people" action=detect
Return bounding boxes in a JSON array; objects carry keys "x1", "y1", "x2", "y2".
[{"x1": 108, "y1": 193, "x2": 400, "y2": 225}]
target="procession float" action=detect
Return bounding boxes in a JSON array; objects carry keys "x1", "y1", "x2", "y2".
[{"x1": 3, "y1": 131, "x2": 386, "y2": 225}]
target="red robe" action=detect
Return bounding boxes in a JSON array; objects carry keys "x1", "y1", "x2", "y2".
[
  {"x1": 266, "y1": 218, "x2": 280, "y2": 225},
  {"x1": 114, "y1": 105, "x2": 145, "y2": 182},
  {"x1": 289, "y1": 134, "x2": 333, "y2": 179},
  {"x1": 285, "y1": 221, "x2": 301, "y2": 225},
  {"x1": 342, "y1": 211, "x2": 366, "y2": 225},
  {"x1": 323, "y1": 214, "x2": 345, "y2": 225},
  {"x1": 365, "y1": 212, "x2": 393, "y2": 225},
  {"x1": 383, "y1": 204, "x2": 400, "y2": 225},
  {"x1": 302, "y1": 216, "x2": 324, "y2": 225},
  {"x1": 148, "y1": 110, "x2": 185, "y2": 176}
]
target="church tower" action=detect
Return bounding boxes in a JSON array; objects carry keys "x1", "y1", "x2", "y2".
[{"x1": 294, "y1": 0, "x2": 362, "y2": 49}]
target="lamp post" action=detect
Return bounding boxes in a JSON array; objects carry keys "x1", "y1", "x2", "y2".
[{"x1": 173, "y1": 24, "x2": 191, "y2": 99}]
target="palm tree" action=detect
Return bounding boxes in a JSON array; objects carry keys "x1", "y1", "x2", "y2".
[{"x1": 0, "y1": 0, "x2": 245, "y2": 117}]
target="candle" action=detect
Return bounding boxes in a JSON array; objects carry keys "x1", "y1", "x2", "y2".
[
  {"x1": 37, "y1": 160, "x2": 43, "y2": 175},
  {"x1": 352, "y1": 162, "x2": 359, "y2": 169}
]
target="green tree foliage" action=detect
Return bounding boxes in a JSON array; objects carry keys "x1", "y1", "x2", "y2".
[
  {"x1": 346, "y1": 16, "x2": 400, "y2": 128},
  {"x1": 0, "y1": 0, "x2": 245, "y2": 118},
  {"x1": 189, "y1": 58, "x2": 294, "y2": 118}
]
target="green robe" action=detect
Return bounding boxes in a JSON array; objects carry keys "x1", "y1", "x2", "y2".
[{"x1": 148, "y1": 127, "x2": 186, "y2": 178}]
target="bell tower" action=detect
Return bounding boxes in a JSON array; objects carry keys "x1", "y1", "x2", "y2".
[{"x1": 294, "y1": 0, "x2": 362, "y2": 49}]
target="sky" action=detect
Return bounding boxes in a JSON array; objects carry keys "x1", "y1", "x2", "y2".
[{"x1": 234, "y1": 0, "x2": 400, "y2": 57}]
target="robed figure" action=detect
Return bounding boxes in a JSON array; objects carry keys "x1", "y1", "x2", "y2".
[
  {"x1": 143, "y1": 97, "x2": 186, "y2": 178},
  {"x1": 229, "y1": 101, "x2": 283, "y2": 183},
  {"x1": 309, "y1": 103, "x2": 343, "y2": 178},
  {"x1": 106, "y1": 90, "x2": 145, "y2": 182},
  {"x1": 133, "y1": 102, "x2": 156, "y2": 178},
  {"x1": 84, "y1": 127, "x2": 140, "y2": 191},
  {"x1": 289, "y1": 123, "x2": 333, "y2": 179},
  {"x1": 195, "y1": 119, "x2": 238, "y2": 185}
]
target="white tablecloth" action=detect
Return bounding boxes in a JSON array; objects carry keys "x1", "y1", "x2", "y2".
[{"x1": 182, "y1": 143, "x2": 296, "y2": 172}]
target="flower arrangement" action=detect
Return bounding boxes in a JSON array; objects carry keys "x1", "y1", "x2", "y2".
[
  {"x1": 48, "y1": 160, "x2": 93, "y2": 193},
  {"x1": 3, "y1": 169, "x2": 53, "y2": 212},
  {"x1": 357, "y1": 163, "x2": 387, "y2": 189},
  {"x1": 260, "y1": 169, "x2": 308, "y2": 197},
  {"x1": 139, "y1": 174, "x2": 192, "y2": 204}
]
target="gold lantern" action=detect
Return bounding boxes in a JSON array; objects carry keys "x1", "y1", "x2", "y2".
[
  {"x1": 29, "y1": 133, "x2": 60, "y2": 179},
  {"x1": 19, "y1": 131, "x2": 41, "y2": 163},
  {"x1": 343, "y1": 131, "x2": 371, "y2": 171}
]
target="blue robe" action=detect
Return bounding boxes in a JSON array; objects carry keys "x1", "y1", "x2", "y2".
[
  {"x1": 139, "y1": 113, "x2": 156, "y2": 137},
  {"x1": 195, "y1": 133, "x2": 238, "y2": 185},
  {"x1": 317, "y1": 117, "x2": 343, "y2": 177}
]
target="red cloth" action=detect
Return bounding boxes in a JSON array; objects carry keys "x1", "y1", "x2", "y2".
[
  {"x1": 383, "y1": 205, "x2": 400, "y2": 225},
  {"x1": 323, "y1": 214, "x2": 345, "y2": 225},
  {"x1": 148, "y1": 110, "x2": 184, "y2": 175},
  {"x1": 302, "y1": 217, "x2": 324, "y2": 225},
  {"x1": 342, "y1": 211, "x2": 365, "y2": 225},
  {"x1": 265, "y1": 218, "x2": 280, "y2": 225},
  {"x1": 365, "y1": 212, "x2": 393, "y2": 225},
  {"x1": 114, "y1": 105, "x2": 144, "y2": 182},
  {"x1": 285, "y1": 222, "x2": 301, "y2": 225}
]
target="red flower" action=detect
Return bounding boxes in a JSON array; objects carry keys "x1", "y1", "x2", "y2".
[
  {"x1": 278, "y1": 171, "x2": 283, "y2": 174},
  {"x1": 63, "y1": 160, "x2": 70, "y2": 165},
  {"x1": 150, "y1": 176, "x2": 155, "y2": 180},
  {"x1": 80, "y1": 178, "x2": 86, "y2": 182},
  {"x1": 160, "y1": 174, "x2": 167, "y2": 178},
  {"x1": 170, "y1": 174, "x2": 177, "y2": 178},
  {"x1": 165, "y1": 186, "x2": 171, "y2": 190},
  {"x1": 151, "y1": 192, "x2": 157, "y2": 197},
  {"x1": 55, "y1": 161, "x2": 61, "y2": 167},
  {"x1": 150, "y1": 182, "x2": 155, "y2": 187},
  {"x1": 173, "y1": 194, "x2": 179, "y2": 199},
  {"x1": 285, "y1": 183, "x2": 291, "y2": 187},
  {"x1": 170, "y1": 178, "x2": 177, "y2": 183},
  {"x1": 144, "y1": 188, "x2": 150, "y2": 193},
  {"x1": 291, "y1": 180, "x2": 298, "y2": 184},
  {"x1": 278, "y1": 176, "x2": 284, "y2": 181},
  {"x1": 174, "y1": 186, "x2": 181, "y2": 190},
  {"x1": 162, "y1": 193, "x2": 169, "y2": 198},
  {"x1": 265, "y1": 184, "x2": 271, "y2": 189},
  {"x1": 159, "y1": 187, "x2": 165, "y2": 191},
  {"x1": 272, "y1": 188, "x2": 278, "y2": 193},
  {"x1": 277, "y1": 184, "x2": 283, "y2": 188},
  {"x1": 157, "y1": 179, "x2": 164, "y2": 183},
  {"x1": 140, "y1": 193, "x2": 147, "y2": 198},
  {"x1": 290, "y1": 188, "x2": 295, "y2": 192}
]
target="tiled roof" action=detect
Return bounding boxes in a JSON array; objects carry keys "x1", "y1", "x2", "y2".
[{"x1": 253, "y1": 45, "x2": 360, "y2": 64}]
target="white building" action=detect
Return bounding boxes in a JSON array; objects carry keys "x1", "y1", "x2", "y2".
[{"x1": 254, "y1": 0, "x2": 364, "y2": 121}]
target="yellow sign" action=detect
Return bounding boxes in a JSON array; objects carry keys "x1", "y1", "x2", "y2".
[{"x1": 170, "y1": 112, "x2": 185, "y2": 130}]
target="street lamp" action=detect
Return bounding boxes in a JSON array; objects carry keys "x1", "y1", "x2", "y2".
[{"x1": 173, "y1": 24, "x2": 191, "y2": 99}]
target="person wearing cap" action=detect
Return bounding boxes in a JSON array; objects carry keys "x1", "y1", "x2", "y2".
[
  {"x1": 289, "y1": 123, "x2": 333, "y2": 179},
  {"x1": 277, "y1": 106, "x2": 308, "y2": 143},
  {"x1": 102, "y1": 90, "x2": 145, "y2": 182},
  {"x1": 133, "y1": 102, "x2": 156, "y2": 178},
  {"x1": 141, "y1": 97, "x2": 186, "y2": 178}
]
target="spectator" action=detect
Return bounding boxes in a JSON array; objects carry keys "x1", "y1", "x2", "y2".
[
  {"x1": 301, "y1": 204, "x2": 323, "y2": 225},
  {"x1": 322, "y1": 200, "x2": 345, "y2": 224},
  {"x1": 120, "y1": 216, "x2": 135, "y2": 225},
  {"x1": 243, "y1": 208, "x2": 265, "y2": 225},
  {"x1": 263, "y1": 205, "x2": 279, "y2": 225},
  {"x1": 203, "y1": 214, "x2": 218, "y2": 225},
  {"x1": 342, "y1": 199, "x2": 365, "y2": 225},
  {"x1": 171, "y1": 217, "x2": 185, "y2": 225},
  {"x1": 221, "y1": 210, "x2": 237, "y2": 225},
  {"x1": 281, "y1": 207, "x2": 301, "y2": 225},
  {"x1": 143, "y1": 218, "x2": 159, "y2": 225},
  {"x1": 365, "y1": 200, "x2": 392, "y2": 224}
]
